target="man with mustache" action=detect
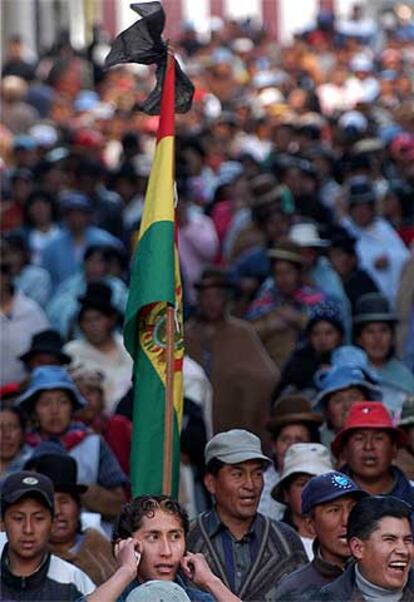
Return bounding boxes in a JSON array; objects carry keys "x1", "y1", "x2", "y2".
[
  {"x1": 317, "y1": 496, "x2": 414, "y2": 600},
  {"x1": 187, "y1": 429, "x2": 307, "y2": 600},
  {"x1": 331, "y1": 402, "x2": 414, "y2": 505},
  {"x1": 274, "y1": 471, "x2": 367, "y2": 600}
]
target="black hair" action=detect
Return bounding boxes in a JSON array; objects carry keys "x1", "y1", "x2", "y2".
[
  {"x1": 24, "y1": 189, "x2": 58, "y2": 227},
  {"x1": 112, "y1": 495, "x2": 189, "y2": 545},
  {"x1": 205, "y1": 457, "x2": 226, "y2": 476},
  {"x1": 83, "y1": 244, "x2": 112, "y2": 263},
  {"x1": 354, "y1": 323, "x2": 395, "y2": 361},
  {"x1": 347, "y1": 496, "x2": 412, "y2": 541},
  {"x1": 0, "y1": 406, "x2": 26, "y2": 432}
]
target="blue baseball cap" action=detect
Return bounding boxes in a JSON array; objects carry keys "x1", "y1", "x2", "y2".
[
  {"x1": 301, "y1": 471, "x2": 368, "y2": 515},
  {"x1": 15, "y1": 366, "x2": 86, "y2": 413}
]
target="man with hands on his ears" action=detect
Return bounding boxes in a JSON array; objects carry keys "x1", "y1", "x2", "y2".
[{"x1": 86, "y1": 495, "x2": 241, "y2": 602}]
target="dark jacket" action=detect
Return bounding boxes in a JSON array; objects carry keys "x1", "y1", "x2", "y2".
[
  {"x1": 315, "y1": 563, "x2": 414, "y2": 602},
  {"x1": 1, "y1": 541, "x2": 93, "y2": 601},
  {"x1": 273, "y1": 542, "x2": 344, "y2": 601},
  {"x1": 187, "y1": 510, "x2": 307, "y2": 601},
  {"x1": 341, "y1": 465, "x2": 414, "y2": 507}
]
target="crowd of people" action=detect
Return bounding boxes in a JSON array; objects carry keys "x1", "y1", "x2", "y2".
[{"x1": 1, "y1": 1, "x2": 414, "y2": 600}]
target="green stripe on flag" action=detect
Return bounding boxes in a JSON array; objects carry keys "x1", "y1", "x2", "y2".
[{"x1": 124, "y1": 220, "x2": 175, "y2": 355}]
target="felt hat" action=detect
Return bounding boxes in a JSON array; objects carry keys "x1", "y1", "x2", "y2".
[
  {"x1": 19, "y1": 329, "x2": 71, "y2": 366},
  {"x1": 15, "y1": 366, "x2": 86, "y2": 413},
  {"x1": 25, "y1": 452, "x2": 87, "y2": 495},
  {"x1": 331, "y1": 402, "x2": 408, "y2": 457},
  {"x1": 353, "y1": 293, "x2": 397, "y2": 325},
  {"x1": 266, "y1": 394, "x2": 323, "y2": 433}
]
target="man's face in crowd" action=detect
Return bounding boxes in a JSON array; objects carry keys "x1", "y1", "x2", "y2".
[
  {"x1": 2, "y1": 496, "x2": 52, "y2": 565},
  {"x1": 50, "y1": 492, "x2": 79, "y2": 545},
  {"x1": 132, "y1": 509, "x2": 186, "y2": 582},
  {"x1": 0, "y1": 409, "x2": 24, "y2": 463},
  {"x1": 272, "y1": 424, "x2": 311, "y2": 471},
  {"x1": 311, "y1": 495, "x2": 358, "y2": 565},
  {"x1": 342, "y1": 429, "x2": 397, "y2": 481},
  {"x1": 198, "y1": 287, "x2": 227, "y2": 323},
  {"x1": 34, "y1": 389, "x2": 73, "y2": 436},
  {"x1": 350, "y1": 517, "x2": 414, "y2": 590},
  {"x1": 328, "y1": 248, "x2": 356, "y2": 280},
  {"x1": 326, "y1": 386, "x2": 366, "y2": 433},
  {"x1": 205, "y1": 460, "x2": 265, "y2": 523}
]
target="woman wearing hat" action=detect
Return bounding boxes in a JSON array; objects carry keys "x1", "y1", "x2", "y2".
[
  {"x1": 15, "y1": 365, "x2": 128, "y2": 522},
  {"x1": 258, "y1": 394, "x2": 323, "y2": 522},
  {"x1": 354, "y1": 293, "x2": 414, "y2": 414},
  {"x1": 46, "y1": 245, "x2": 128, "y2": 340},
  {"x1": 313, "y1": 345, "x2": 382, "y2": 448},
  {"x1": 275, "y1": 300, "x2": 345, "y2": 396},
  {"x1": 63, "y1": 282, "x2": 133, "y2": 413},
  {"x1": 246, "y1": 241, "x2": 326, "y2": 370},
  {"x1": 271, "y1": 443, "x2": 334, "y2": 560}
]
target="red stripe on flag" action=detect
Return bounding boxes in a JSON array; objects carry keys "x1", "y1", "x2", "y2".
[{"x1": 157, "y1": 58, "x2": 175, "y2": 142}]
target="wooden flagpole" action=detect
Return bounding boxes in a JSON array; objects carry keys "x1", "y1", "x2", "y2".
[{"x1": 163, "y1": 46, "x2": 176, "y2": 496}]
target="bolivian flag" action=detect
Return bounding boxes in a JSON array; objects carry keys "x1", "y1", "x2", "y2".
[{"x1": 124, "y1": 58, "x2": 184, "y2": 498}]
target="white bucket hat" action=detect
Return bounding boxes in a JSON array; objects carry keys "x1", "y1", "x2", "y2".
[{"x1": 271, "y1": 443, "x2": 334, "y2": 501}]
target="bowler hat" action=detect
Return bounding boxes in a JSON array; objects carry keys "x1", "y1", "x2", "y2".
[
  {"x1": 19, "y1": 329, "x2": 71, "y2": 366},
  {"x1": 399, "y1": 396, "x2": 414, "y2": 428},
  {"x1": 347, "y1": 177, "x2": 376, "y2": 205},
  {"x1": 205, "y1": 429, "x2": 270, "y2": 466},
  {"x1": 25, "y1": 453, "x2": 87, "y2": 495},
  {"x1": 271, "y1": 443, "x2": 333, "y2": 502},
  {"x1": 15, "y1": 365, "x2": 86, "y2": 413},
  {"x1": 78, "y1": 282, "x2": 118, "y2": 316},
  {"x1": 353, "y1": 293, "x2": 397, "y2": 325},
  {"x1": 301, "y1": 471, "x2": 367, "y2": 515},
  {"x1": 331, "y1": 402, "x2": 408, "y2": 457},
  {"x1": 266, "y1": 394, "x2": 323, "y2": 433}
]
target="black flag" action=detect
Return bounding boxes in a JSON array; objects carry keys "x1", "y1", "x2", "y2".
[{"x1": 105, "y1": 2, "x2": 194, "y2": 115}]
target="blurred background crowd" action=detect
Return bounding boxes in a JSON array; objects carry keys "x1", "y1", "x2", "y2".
[{"x1": 1, "y1": 0, "x2": 414, "y2": 573}]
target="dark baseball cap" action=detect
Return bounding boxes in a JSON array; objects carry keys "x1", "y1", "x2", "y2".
[
  {"x1": 301, "y1": 471, "x2": 367, "y2": 515},
  {"x1": 1, "y1": 471, "x2": 54, "y2": 516}
]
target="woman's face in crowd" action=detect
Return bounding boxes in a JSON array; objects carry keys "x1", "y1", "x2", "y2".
[
  {"x1": 309, "y1": 320, "x2": 342, "y2": 354},
  {"x1": 284, "y1": 473, "x2": 313, "y2": 516},
  {"x1": 34, "y1": 389, "x2": 73, "y2": 436},
  {"x1": 272, "y1": 424, "x2": 311, "y2": 470},
  {"x1": 357, "y1": 322, "x2": 393, "y2": 365},
  {"x1": 273, "y1": 260, "x2": 301, "y2": 296},
  {"x1": 28, "y1": 199, "x2": 53, "y2": 228},
  {"x1": 50, "y1": 492, "x2": 80, "y2": 545},
  {"x1": 0, "y1": 409, "x2": 24, "y2": 462},
  {"x1": 79, "y1": 309, "x2": 115, "y2": 346},
  {"x1": 326, "y1": 386, "x2": 366, "y2": 432}
]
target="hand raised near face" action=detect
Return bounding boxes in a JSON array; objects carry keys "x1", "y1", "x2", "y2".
[{"x1": 114, "y1": 537, "x2": 142, "y2": 578}]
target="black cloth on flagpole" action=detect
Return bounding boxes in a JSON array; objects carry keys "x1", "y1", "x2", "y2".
[{"x1": 104, "y1": 1, "x2": 194, "y2": 115}]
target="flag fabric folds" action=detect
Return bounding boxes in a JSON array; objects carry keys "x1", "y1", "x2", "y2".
[{"x1": 124, "y1": 57, "x2": 184, "y2": 498}]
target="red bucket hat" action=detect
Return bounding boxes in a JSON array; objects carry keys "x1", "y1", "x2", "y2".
[{"x1": 331, "y1": 402, "x2": 408, "y2": 457}]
